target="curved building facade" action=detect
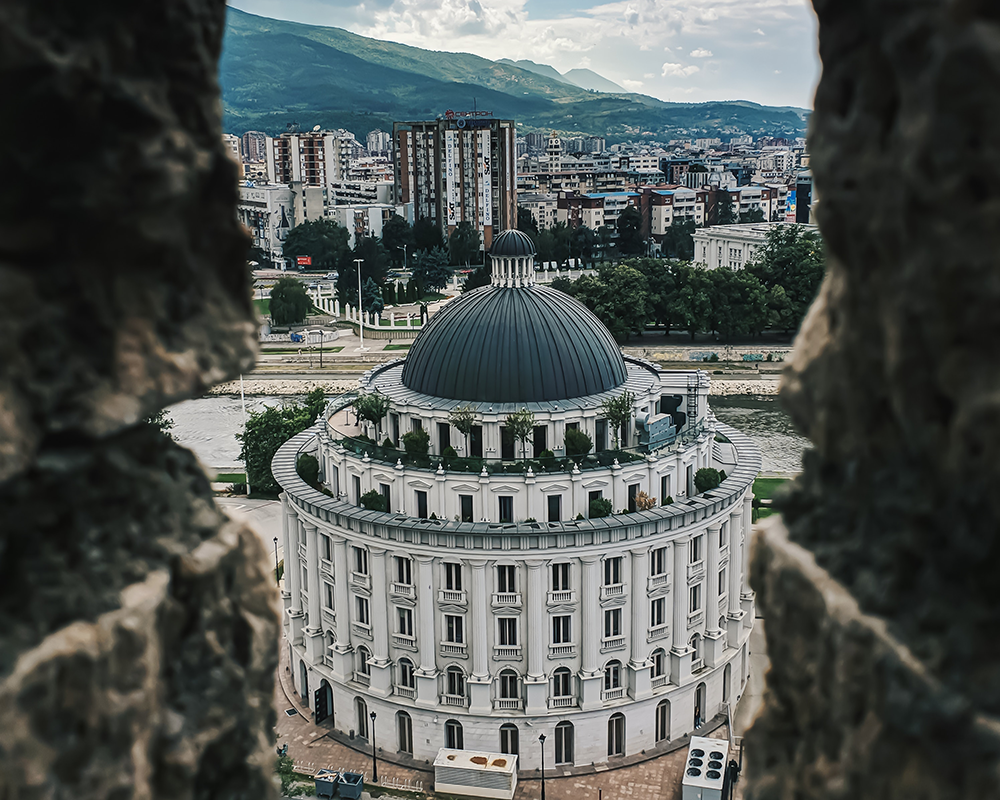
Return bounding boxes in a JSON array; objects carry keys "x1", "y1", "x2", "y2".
[{"x1": 274, "y1": 233, "x2": 760, "y2": 771}]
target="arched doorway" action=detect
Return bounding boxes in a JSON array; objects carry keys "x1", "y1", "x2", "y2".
[
  {"x1": 694, "y1": 682, "x2": 706, "y2": 728},
  {"x1": 607, "y1": 713, "x2": 626, "y2": 757},
  {"x1": 554, "y1": 721, "x2": 574, "y2": 766},
  {"x1": 499, "y1": 723, "x2": 519, "y2": 755},
  {"x1": 445, "y1": 719, "x2": 464, "y2": 750},
  {"x1": 397, "y1": 711, "x2": 413, "y2": 755},
  {"x1": 299, "y1": 660, "x2": 309, "y2": 703},
  {"x1": 723, "y1": 662, "x2": 732, "y2": 704},
  {"x1": 356, "y1": 697, "x2": 369, "y2": 739},
  {"x1": 316, "y1": 679, "x2": 334, "y2": 725},
  {"x1": 655, "y1": 699, "x2": 670, "y2": 743}
]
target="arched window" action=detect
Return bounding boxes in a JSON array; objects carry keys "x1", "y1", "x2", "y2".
[
  {"x1": 690, "y1": 633, "x2": 703, "y2": 665},
  {"x1": 607, "y1": 713, "x2": 626, "y2": 756},
  {"x1": 499, "y1": 723, "x2": 519, "y2": 756},
  {"x1": 445, "y1": 719, "x2": 464, "y2": 750},
  {"x1": 446, "y1": 666, "x2": 466, "y2": 699},
  {"x1": 299, "y1": 660, "x2": 309, "y2": 700},
  {"x1": 398, "y1": 658, "x2": 415, "y2": 689},
  {"x1": 655, "y1": 699, "x2": 670, "y2": 743},
  {"x1": 651, "y1": 649, "x2": 667, "y2": 680},
  {"x1": 357, "y1": 646, "x2": 371, "y2": 676},
  {"x1": 723, "y1": 662, "x2": 731, "y2": 703},
  {"x1": 356, "y1": 697, "x2": 369, "y2": 739},
  {"x1": 555, "y1": 721, "x2": 574, "y2": 765},
  {"x1": 551, "y1": 667, "x2": 572, "y2": 697},
  {"x1": 604, "y1": 660, "x2": 622, "y2": 690},
  {"x1": 397, "y1": 711, "x2": 413, "y2": 755},
  {"x1": 498, "y1": 669, "x2": 519, "y2": 699},
  {"x1": 694, "y1": 682, "x2": 707, "y2": 728}
]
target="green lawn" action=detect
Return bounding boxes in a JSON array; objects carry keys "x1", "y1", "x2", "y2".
[
  {"x1": 379, "y1": 319, "x2": 422, "y2": 326},
  {"x1": 384, "y1": 344, "x2": 412, "y2": 350},
  {"x1": 260, "y1": 346, "x2": 345, "y2": 354},
  {"x1": 253, "y1": 298, "x2": 270, "y2": 315},
  {"x1": 215, "y1": 472, "x2": 246, "y2": 483},
  {"x1": 753, "y1": 477, "x2": 792, "y2": 520}
]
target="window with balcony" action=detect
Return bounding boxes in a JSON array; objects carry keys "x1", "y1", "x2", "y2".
[
  {"x1": 498, "y1": 617, "x2": 518, "y2": 646},
  {"x1": 651, "y1": 547, "x2": 667, "y2": 576},
  {"x1": 446, "y1": 667, "x2": 466, "y2": 697},
  {"x1": 604, "y1": 660, "x2": 622, "y2": 690},
  {"x1": 604, "y1": 608, "x2": 622, "y2": 638},
  {"x1": 322, "y1": 535, "x2": 332, "y2": 561},
  {"x1": 652, "y1": 648, "x2": 667, "y2": 679},
  {"x1": 356, "y1": 597, "x2": 370, "y2": 626},
  {"x1": 445, "y1": 562, "x2": 463, "y2": 591},
  {"x1": 690, "y1": 535, "x2": 703, "y2": 564},
  {"x1": 497, "y1": 564, "x2": 516, "y2": 593},
  {"x1": 324, "y1": 582, "x2": 334, "y2": 610},
  {"x1": 690, "y1": 584, "x2": 702, "y2": 614},
  {"x1": 498, "y1": 670, "x2": 519, "y2": 700},
  {"x1": 397, "y1": 607, "x2": 413, "y2": 637},
  {"x1": 651, "y1": 597, "x2": 666, "y2": 627},
  {"x1": 354, "y1": 547, "x2": 369, "y2": 575},
  {"x1": 445, "y1": 614, "x2": 464, "y2": 644},
  {"x1": 396, "y1": 556, "x2": 412, "y2": 585},
  {"x1": 552, "y1": 562, "x2": 570, "y2": 592},
  {"x1": 552, "y1": 615, "x2": 571, "y2": 644},
  {"x1": 398, "y1": 658, "x2": 415, "y2": 688},
  {"x1": 604, "y1": 557, "x2": 622, "y2": 586},
  {"x1": 552, "y1": 667, "x2": 572, "y2": 697},
  {"x1": 357, "y1": 646, "x2": 371, "y2": 676}
]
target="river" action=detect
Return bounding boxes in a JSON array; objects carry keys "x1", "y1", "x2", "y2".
[{"x1": 169, "y1": 393, "x2": 809, "y2": 475}]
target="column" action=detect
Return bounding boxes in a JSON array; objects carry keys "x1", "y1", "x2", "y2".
[
  {"x1": 468, "y1": 560, "x2": 492, "y2": 714},
  {"x1": 727, "y1": 508, "x2": 745, "y2": 647},
  {"x1": 368, "y1": 548, "x2": 392, "y2": 697},
  {"x1": 704, "y1": 524, "x2": 725, "y2": 666},
  {"x1": 670, "y1": 537, "x2": 693, "y2": 685},
  {"x1": 525, "y1": 560, "x2": 547, "y2": 714},
  {"x1": 303, "y1": 524, "x2": 325, "y2": 662},
  {"x1": 287, "y1": 512, "x2": 305, "y2": 646},
  {"x1": 741, "y1": 492, "x2": 755, "y2": 624},
  {"x1": 579, "y1": 555, "x2": 603, "y2": 710},
  {"x1": 415, "y1": 556, "x2": 438, "y2": 707},
  {"x1": 629, "y1": 547, "x2": 652, "y2": 700},
  {"x1": 280, "y1": 494, "x2": 292, "y2": 613},
  {"x1": 331, "y1": 535, "x2": 353, "y2": 682}
]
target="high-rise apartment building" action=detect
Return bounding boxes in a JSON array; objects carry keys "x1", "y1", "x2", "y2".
[
  {"x1": 241, "y1": 131, "x2": 267, "y2": 163},
  {"x1": 366, "y1": 129, "x2": 392, "y2": 155},
  {"x1": 265, "y1": 129, "x2": 358, "y2": 190},
  {"x1": 393, "y1": 115, "x2": 517, "y2": 250}
]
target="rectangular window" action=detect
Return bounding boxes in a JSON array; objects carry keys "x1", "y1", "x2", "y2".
[
  {"x1": 354, "y1": 547, "x2": 369, "y2": 575},
  {"x1": 416, "y1": 490, "x2": 428, "y2": 519},
  {"x1": 566, "y1": 421, "x2": 579, "y2": 432},
  {"x1": 356, "y1": 596, "x2": 370, "y2": 625},
  {"x1": 660, "y1": 475, "x2": 672, "y2": 504},
  {"x1": 651, "y1": 547, "x2": 667, "y2": 576},
  {"x1": 497, "y1": 564, "x2": 516, "y2": 593},
  {"x1": 552, "y1": 562, "x2": 570, "y2": 592},
  {"x1": 460, "y1": 494, "x2": 474, "y2": 523},
  {"x1": 379, "y1": 482, "x2": 391, "y2": 512},
  {"x1": 604, "y1": 557, "x2": 622, "y2": 586},
  {"x1": 547, "y1": 494, "x2": 562, "y2": 522},
  {"x1": 397, "y1": 607, "x2": 413, "y2": 636},
  {"x1": 301, "y1": 566, "x2": 308, "y2": 592},
  {"x1": 500, "y1": 426, "x2": 515, "y2": 460},
  {"x1": 690, "y1": 535, "x2": 703, "y2": 564},
  {"x1": 686, "y1": 464, "x2": 694, "y2": 496},
  {"x1": 353, "y1": 475, "x2": 362, "y2": 506},
  {"x1": 396, "y1": 556, "x2": 412, "y2": 585},
  {"x1": 438, "y1": 422, "x2": 450, "y2": 453},
  {"x1": 498, "y1": 617, "x2": 518, "y2": 646},
  {"x1": 412, "y1": 418, "x2": 422, "y2": 431},
  {"x1": 533, "y1": 425, "x2": 547, "y2": 458},
  {"x1": 595, "y1": 419, "x2": 608, "y2": 452},
  {"x1": 324, "y1": 582, "x2": 334, "y2": 610},
  {"x1": 498, "y1": 495, "x2": 514, "y2": 524},
  {"x1": 604, "y1": 608, "x2": 622, "y2": 637},
  {"x1": 470, "y1": 425, "x2": 483, "y2": 458},
  {"x1": 552, "y1": 615, "x2": 571, "y2": 644},
  {"x1": 627, "y1": 483, "x2": 640, "y2": 513},
  {"x1": 720, "y1": 522, "x2": 728, "y2": 547},
  {"x1": 651, "y1": 598, "x2": 666, "y2": 626},
  {"x1": 322, "y1": 535, "x2": 332, "y2": 561},
  {"x1": 719, "y1": 568, "x2": 727, "y2": 595},
  {"x1": 689, "y1": 584, "x2": 702, "y2": 613},
  {"x1": 445, "y1": 562, "x2": 463, "y2": 591},
  {"x1": 445, "y1": 614, "x2": 464, "y2": 643}
]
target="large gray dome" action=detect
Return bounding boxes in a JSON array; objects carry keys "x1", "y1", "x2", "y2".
[
  {"x1": 490, "y1": 229, "x2": 536, "y2": 257},
  {"x1": 400, "y1": 284, "x2": 628, "y2": 403}
]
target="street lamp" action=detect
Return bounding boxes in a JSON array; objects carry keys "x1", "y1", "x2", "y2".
[
  {"x1": 354, "y1": 257, "x2": 367, "y2": 352},
  {"x1": 370, "y1": 710, "x2": 379, "y2": 784},
  {"x1": 273, "y1": 537, "x2": 279, "y2": 584},
  {"x1": 397, "y1": 244, "x2": 407, "y2": 273},
  {"x1": 538, "y1": 734, "x2": 546, "y2": 800}
]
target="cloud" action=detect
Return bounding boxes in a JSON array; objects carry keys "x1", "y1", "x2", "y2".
[
  {"x1": 661, "y1": 62, "x2": 700, "y2": 77},
  {"x1": 639, "y1": 43, "x2": 650, "y2": 51},
  {"x1": 754, "y1": 28, "x2": 766, "y2": 35},
  {"x1": 690, "y1": 47, "x2": 713, "y2": 58},
  {"x1": 643, "y1": 72, "x2": 654, "y2": 78},
  {"x1": 621, "y1": 78, "x2": 644, "y2": 90}
]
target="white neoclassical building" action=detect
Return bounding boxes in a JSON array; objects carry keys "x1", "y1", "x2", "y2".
[{"x1": 273, "y1": 230, "x2": 760, "y2": 772}]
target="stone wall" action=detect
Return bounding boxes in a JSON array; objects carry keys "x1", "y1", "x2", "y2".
[
  {"x1": 0, "y1": 1, "x2": 279, "y2": 798},
  {"x1": 746, "y1": 1, "x2": 1000, "y2": 798}
]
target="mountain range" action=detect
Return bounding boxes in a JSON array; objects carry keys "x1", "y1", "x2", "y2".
[{"x1": 220, "y1": 8, "x2": 809, "y2": 144}]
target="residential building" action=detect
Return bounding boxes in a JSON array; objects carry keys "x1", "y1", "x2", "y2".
[
  {"x1": 241, "y1": 131, "x2": 267, "y2": 163},
  {"x1": 237, "y1": 182, "x2": 293, "y2": 264},
  {"x1": 518, "y1": 193, "x2": 559, "y2": 230},
  {"x1": 366, "y1": 129, "x2": 392, "y2": 156},
  {"x1": 266, "y1": 129, "x2": 358, "y2": 191}
]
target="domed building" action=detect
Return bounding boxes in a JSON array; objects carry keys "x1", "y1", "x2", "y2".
[{"x1": 273, "y1": 230, "x2": 760, "y2": 772}]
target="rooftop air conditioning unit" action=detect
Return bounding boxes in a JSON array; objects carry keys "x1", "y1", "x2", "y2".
[
  {"x1": 681, "y1": 736, "x2": 728, "y2": 800},
  {"x1": 434, "y1": 748, "x2": 518, "y2": 800}
]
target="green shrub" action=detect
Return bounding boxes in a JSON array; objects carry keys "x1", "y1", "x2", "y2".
[
  {"x1": 360, "y1": 490, "x2": 388, "y2": 512},
  {"x1": 524, "y1": 517, "x2": 537, "y2": 523},
  {"x1": 709, "y1": 353, "x2": 719, "y2": 362},
  {"x1": 694, "y1": 467, "x2": 722, "y2": 493},
  {"x1": 296, "y1": 453, "x2": 320, "y2": 487},
  {"x1": 442, "y1": 445, "x2": 458, "y2": 460},
  {"x1": 402, "y1": 427, "x2": 430, "y2": 457},
  {"x1": 575, "y1": 513, "x2": 585, "y2": 520},
  {"x1": 589, "y1": 497, "x2": 613, "y2": 518},
  {"x1": 538, "y1": 449, "x2": 555, "y2": 466},
  {"x1": 383, "y1": 438, "x2": 395, "y2": 449},
  {"x1": 719, "y1": 470, "x2": 726, "y2": 481},
  {"x1": 665, "y1": 495, "x2": 674, "y2": 505},
  {"x1": 565, "y1": 427, "x2": 593, "y2": 458}
]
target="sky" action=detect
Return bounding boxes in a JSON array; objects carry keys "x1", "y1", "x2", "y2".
[{"x1": 228, "y1": 0, "x2": 821, "y2": 109}]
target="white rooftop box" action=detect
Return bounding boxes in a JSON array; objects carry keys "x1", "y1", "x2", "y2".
[
  {"x1": 681, "y1": 736, "x2": 729, "y2": 800},
  {"x1": 433, "y1": 748, "x2": 518, "y2": 800}
]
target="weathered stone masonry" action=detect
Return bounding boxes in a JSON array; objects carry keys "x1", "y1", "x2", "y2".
[{"x1": 0, "y1": 2, "x2": 279, "y2": 798}]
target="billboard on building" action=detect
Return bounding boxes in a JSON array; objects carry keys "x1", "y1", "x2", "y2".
[
  {"x1": 785, "y1": 189, "x2": 797, "y2": 223},
  {"x1": 445, "y1": 129, "x2": 459, "y2": 226},
  {"x1": 296, "y1": 256, "x2": 312, "y2": 266},
  {"x1": 479, "y1": 129, "x2": 492, "y2": 227}
]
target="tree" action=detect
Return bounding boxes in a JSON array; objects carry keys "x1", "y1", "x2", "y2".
[
  {"x1": 411, "y1": 246, "x2": 453, "y2": 292},
  {"x1": 353, "y1": 392, "x2": 391, "y2": 440},
  {"x1": 269, "y1": 277, "x2": 312, "y2": 325},
  {"x1": 504, "y1": 408, "x2": 535, "y2": 459},
  {"x1": 361, "y1": 277, "x2": 383, "y2": 314},
  {"x1": 616, "y1": 205, "x2": 644, "y2": 255},
  {"x1": 551, "y1": 221, "x2": 572, "y2": 266},
  {"x1": 237, "y1": 389, "x2": 326, "y2": 495},
  {"x1": 296, "y1": 453, "x2": 319, "y2": 487},
  {"x1": 571, "y1": 264, "x2": 649, "y2": 341},
  {"x1": 705, "y1": 267, "x2": 769, "y2": 339},
  {"x1": 662, "y1": 218, "x2": 696, "y2": 261},
  {"x1": 401, "y1": 427, "x2": 429, "y2": 458},
  {"x1": 739, "y1": 207, "x2": 765, "y2": 224},
  {"x1": 634, "y1": 490, "x2": 656, "y2": 511},
  {"x1": 715, "y1": 192, "x2": 737, "y2": 225},
  {"x1": 144, "y1": 409, "x2": 174, "y2": 438},
  {"x1": 281, "y1": 219, "x2": 350, "y2": 269},
  {"x1": 564, "y1": 427, "x2": 592, "y2": 458},
  {"x1": 596, "y1": 225, "x2": 616, "y2": 261},
  {"x1": 745, "y1": 226, "x2": 825, "y2": 334},
  {"x1": 517, "y1": 206, "x2": 539, "y2": 235},
  {"x1": 570, "y1": 225, "x2": 596, "y2": 266},
  {"x1": 383, "y1": 281, "x2": 396, "y2": 305},
  {"x1": 381, "y1": 214, "x2": 414, "y2": 267},
  {"x1": 589, "y1": 497, "x2": 613, "y2": 518},
  {"x1": 449, "y1": 220, "x2": 481, "y2": 266},
  {"x1": 413, "y1": 217, "x2": 444, "y2": 253},
  {"x1": 600, "y1": 391, "x2": 634, "y2": 450},
  {"x1": 694, "y1": 467, "x2": 722, "y2": 493},
  {"x1": 461, "y1": 263, "x2": 491, "y2": 292},
  {"x1": 337, "y1": 235, "x2": 389, "y2": 308},
  {"x1": 360, "y1": 489, "x2": 388, "y2": 512},
  {"x1": 449, "y1": 405, "x2": 477, "y2": 455}
]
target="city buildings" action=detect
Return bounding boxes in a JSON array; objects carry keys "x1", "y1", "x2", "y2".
[
  {"x1": 393, "y1": 115, "x2": 518, "y2": 250},
  {"x1": 274, "y1": 230, "x2": 759, "y2": 770},
  {"x1": 266, "y1": 128, "x2": 360, "y2": 190},
  {"x1": 691, "y1": 221, "x2": 819, "y2": 270},
  {"x1": 237, "y1": 182, "x2": 292, "y2": 262},
  {"x1": 241, "y1": 131, "x2": 268, "y2": 163}
]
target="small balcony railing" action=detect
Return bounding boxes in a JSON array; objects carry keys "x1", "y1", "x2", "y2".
[
  {"x1": 394, "y1": 685, "x2": 416, "y2": 699},
  {"x1": 441, "y1": 642, "x2": 467, "y2": 657},
  {"x1": 549, "y1": 696, "x2": 577, "y2": 709},
  {"x1": 442, "y1": 694, "x2": 468, "y2": 707},
  {"x1": 492, "y1": 593, "x2": 521, "y2": 607},
  {"x1": 602, "y1": 687, "x2": 625, "y2": 702},
  {"x1": 494, "y1": 645, "x2": 522, "y2": 660},
  {"x1": 548, "y1": 644, "x2": 576, "y2": 658},
  {"x1": 390, "y1": 582, "x2": 414, "y2": 598},
  {"x1": 651, "y1": 674, "x2": 669, "y2": 689},
  {"x1": 354, "y1": 671, "x2": 371, "y2": 687},
  {"x1": 495, "y1": 697, "x2": 522, "y2": 711},
  {"x1": 439, "y1": 589, "x2": 467, "y2": 604},
  {"x1": 548, "y1": 590, "x2": 575, "y2": 604},
  {"x1": 601, "y1": 584, "x2": 625, "y2": 601}
]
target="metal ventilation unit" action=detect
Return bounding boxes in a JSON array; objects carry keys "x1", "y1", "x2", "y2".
[
  {"x1": 433, "y1": 748, "x2": 518, "y2": 800},
  {"x1": 681, "y1": 735, "x2": 728, "y2": 800}
]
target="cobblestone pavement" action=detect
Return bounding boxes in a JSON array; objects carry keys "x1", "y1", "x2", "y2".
[{"x1": 275, "y1": 647, "x2": 733, "y2": 800}]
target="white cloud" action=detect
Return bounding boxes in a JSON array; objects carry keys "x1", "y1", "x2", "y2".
[
  {"x1": 639, "y1": 43, "x2": 650, "y2": 51},
  {"x1": 661, "y1": 62, "x2": 700, "y2": 77},
  {"x1": 690, "y1": 47, "x2": 713, "y2": 58},
  {"x1": 643, "y1": 72, "x2": 654, "y2": 78},
  {"x1": 754, "y1": 28, "x2": 766, "y2": 35},
  {"x1": 621, "y1": 78, "x2": 644, "y2": 90}
]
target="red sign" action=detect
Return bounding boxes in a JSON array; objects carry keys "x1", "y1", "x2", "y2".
[
  {"x1": 296, "y1": 256, "x2": 312, "y2": 266},
  {"x1": 444, "y1": 109, "x2": 494, "y2": 119}
]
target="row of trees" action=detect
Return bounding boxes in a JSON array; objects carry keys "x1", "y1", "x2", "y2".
[{"x1": 551, "y1": 226, "x2": 824, "y2": 341}]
